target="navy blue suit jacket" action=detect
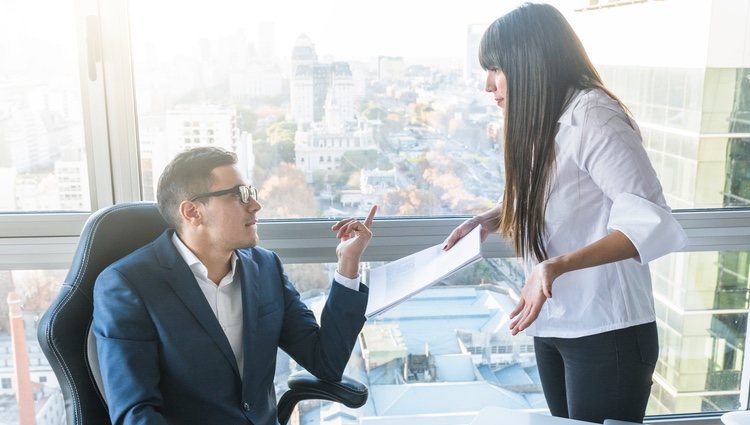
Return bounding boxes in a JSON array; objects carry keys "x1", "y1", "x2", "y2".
[{"x1": 93, "y1": 230, "x2": 368, "y2": 425}]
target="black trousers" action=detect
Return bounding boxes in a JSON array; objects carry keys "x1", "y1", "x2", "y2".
[{"x1": 533, "y1": 321, "x2": 658, "y2": 424}]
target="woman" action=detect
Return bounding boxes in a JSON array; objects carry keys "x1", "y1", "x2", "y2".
[{"x1": 443, "y1": 3, "x2": 687, "y2": 423}]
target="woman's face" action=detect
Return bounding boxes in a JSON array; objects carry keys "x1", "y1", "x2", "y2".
[{"x1": 485, "y1": 69, "x2": 507, "y2": 110}]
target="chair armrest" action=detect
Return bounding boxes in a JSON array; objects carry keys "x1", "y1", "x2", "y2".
[{"x1": 277, "y1": 370, "x2": 368, "y2": 424}]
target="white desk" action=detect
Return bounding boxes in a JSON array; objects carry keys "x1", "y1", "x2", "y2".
[
  {"x1": 470, "y1": 407, "x2": 597, "y2": 425},
  {"x1": 721, "y1": 410, "x2": 750, "y2": 425}
]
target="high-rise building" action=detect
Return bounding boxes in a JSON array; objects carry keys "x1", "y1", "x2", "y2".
[
  {"x1": 55, "y1": 145, "x2": 89, "y2": 211},
  {"x1": 148, "y1": 105, "x2": 239, "y2": 192},
  {"x1": 570, "y1": 0, "x2": 750, "y2": 413},
  {"x1": 257, "y1": 21, "x2": 276, "y2": 62},
  {"x1": 290, "y1": 35, "x2": 355, "y2": 126},
  {"x1": 464, "y1": 24, "x2": 486, "y2": 85}
]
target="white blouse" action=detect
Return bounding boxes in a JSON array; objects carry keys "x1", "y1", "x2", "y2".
[{"x1": 523, "y1": 88, "x2": 688, "y2": 338}]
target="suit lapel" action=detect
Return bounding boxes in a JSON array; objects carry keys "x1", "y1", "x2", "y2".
[
  {"x1": 155, "y1": 231, "x2": 240, "y2": 377},
  {"x1": 238, "y1": 249, "x2": 260, "y2": 384}
]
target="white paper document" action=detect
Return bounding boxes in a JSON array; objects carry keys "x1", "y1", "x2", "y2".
[{"x1": 365, "y1": 226, "x2": 483, "y2": 318}]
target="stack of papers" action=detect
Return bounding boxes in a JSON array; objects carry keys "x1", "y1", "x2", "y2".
[{"x1": 365, "y1": 226, "x2": 483, "y2": 318}]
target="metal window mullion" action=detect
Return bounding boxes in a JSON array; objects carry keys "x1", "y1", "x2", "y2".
[
  {"x1": 76, "y1": 0, "x2": 114, "y2": 211},
  {"x1": 2, "y1": 209, "x2": 750, "y2": 269},
  {"x1": 96, "y1": 0, "x2": 142, "y2": 204}
]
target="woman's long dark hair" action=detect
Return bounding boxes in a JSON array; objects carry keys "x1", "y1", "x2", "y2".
[{"x1": 479, "y1": 2, "x2": 628, "y2": 261}]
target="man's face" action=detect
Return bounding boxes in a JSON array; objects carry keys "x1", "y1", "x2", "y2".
[{"x1": 197, "y1": 164, "x2": 262, "y2": 251}]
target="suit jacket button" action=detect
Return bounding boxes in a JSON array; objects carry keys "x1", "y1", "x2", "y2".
[{"x1": 243, "y1": 402, "x2": 251, "y2": 411}]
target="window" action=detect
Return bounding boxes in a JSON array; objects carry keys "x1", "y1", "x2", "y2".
[
  {"x1": 274, "y1": 246, "x2": 750, "y2": 420},
  {"x1": 122, "y1": 0, "x2": 750, "y2": 420},
  {"x1": 129, "y1": 0, "x2": 504, "y2": 219},
  {"x1": 650, "y1": 251, "x2": 750, "y2": 413},
  {"x1": 0, "y1": 0, "x2": 90, "y2": 213},
  {"x1": 0, "y1": 0, "x2": 747, "y2": 424}
]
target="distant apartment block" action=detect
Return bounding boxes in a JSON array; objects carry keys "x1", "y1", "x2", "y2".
[{"x1": 290, "y1": 35, "x2": 355, "y2": 125}]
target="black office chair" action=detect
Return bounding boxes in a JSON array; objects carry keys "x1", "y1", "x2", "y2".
[{"x1": 37, "y1": 202, "x2": 367, "y2": 425}]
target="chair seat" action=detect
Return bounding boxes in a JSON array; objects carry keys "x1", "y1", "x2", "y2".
[{"x1": 722, "y1": 410, "x2": 750, "y2": 425}]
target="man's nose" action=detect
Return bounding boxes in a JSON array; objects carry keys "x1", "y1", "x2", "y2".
[{"x1": 247, "y1": 198, "x2": 262, "y2": 212}]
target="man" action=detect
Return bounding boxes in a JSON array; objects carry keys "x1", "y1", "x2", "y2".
[{"x1": 93, "y1": 146, "x2": 376, "y2": 425}]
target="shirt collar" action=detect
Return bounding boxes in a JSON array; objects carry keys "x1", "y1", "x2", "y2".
[
  {"x1": 557, "y1": 88, "x2": 586, "y2": 127},
  {"x1": 171, "y1": 232, "x2": 238, "y2": 283}
]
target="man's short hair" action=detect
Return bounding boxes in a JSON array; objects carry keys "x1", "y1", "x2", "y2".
[{"x1": 156, "y1": 146, "x2": 238, "y2": 230}]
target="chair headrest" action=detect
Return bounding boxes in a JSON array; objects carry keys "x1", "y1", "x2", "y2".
[{"x1": 66, "y1": 202, "x2": 168, "y2": 297}]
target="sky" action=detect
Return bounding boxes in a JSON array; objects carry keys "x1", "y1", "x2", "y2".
[
  {"x1": 1, "y1": 0, "x2": 576, "y2": 71},
  {"x1": 128, "y1": 0, "x2": 531, "y2": 62}
]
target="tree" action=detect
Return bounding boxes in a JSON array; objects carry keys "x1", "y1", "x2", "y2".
[
  {"x1": 237, "y1": 108, "x2": 258, "y2": 133},
  {"x1": 267, "y1": 121, "x2": 297, "y2": 146},
  {"x1": 361, "y1": 102, "x2": 386, "y2": 120},
  {"x1": 252, "y1": 141, "x2": 273, "y2": 186},
  {"x1": 266, "y1": 121, "x2": 297, "y2": 164},
  {"x1": 384, "y1": 112, "x2": 405, "y2": 134},
  {"x1": 253, "y1": 121, "x2": 298, "y2": 186},
  {"x1": 379, "y1": 188, "x2": 439, "y2": 216},
  {"x1": 258, "y1": 163, "x2": 318, "y2": 218},
  {"x1": 13, "y1": 270, "x2": 65, "y2": 313}
]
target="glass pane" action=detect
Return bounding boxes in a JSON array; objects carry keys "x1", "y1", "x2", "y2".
[
  {"x1": 280, "y1": 258, "x2": 543, "y2": 422},
  {"x1": 0, "y1": 0, "x2": 90, "y2": 212},
  {"x1": 650, "y1": 251, "x2": 750, "y2": 414},
  {"x1": 280, "y1": 250, "x2": 750, "y2": 421},
  {"x1": 131, "y1": 1, "x2": 750, "y2": 217},
  {"x1": 0, "y1": 270, "x2": 65, "y2": 424},
  {"x1": 129, "y1": 0, "x2": 512, "y2": 219},
  {"x1": 571, "y1": 2, "x2": 750, "y2": 210}
]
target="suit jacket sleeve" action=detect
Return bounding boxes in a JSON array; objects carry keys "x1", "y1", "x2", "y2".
[
  {"x1": 273, "y1": 253, "x2": 369, "y2": 381},
  {"x1": 93, "y1": 267, "x2": 169, "y2": 425}
]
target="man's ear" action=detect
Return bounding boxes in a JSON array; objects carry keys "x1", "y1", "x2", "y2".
[{"x1": 179, "y1": 200, "x2": 202, "y2": 227}]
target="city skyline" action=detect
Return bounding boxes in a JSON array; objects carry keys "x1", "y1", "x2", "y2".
[{"x1": 128, "y1": 0, "x2": 530, "y2": 62}]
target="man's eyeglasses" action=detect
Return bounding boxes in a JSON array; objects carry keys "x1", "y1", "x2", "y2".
[{"x1": 190, "y1": 185, "x2": 258, "y2": 204}]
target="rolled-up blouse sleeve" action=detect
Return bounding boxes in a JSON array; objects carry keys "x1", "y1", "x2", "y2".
[
  {"x1": 607, "y1": 193, "x2": 687, "y2": 264},
  {"x1": 578, "y1": 100, "x2": 688, "y2": 264}
]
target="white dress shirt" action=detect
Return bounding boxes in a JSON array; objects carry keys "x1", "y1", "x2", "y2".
[
  {"x1": 524, "y1": 88, "x2": 688, "y2": 338},
  {"x1": 171, "y1": 233, "x2": 360, "y2": 377}
]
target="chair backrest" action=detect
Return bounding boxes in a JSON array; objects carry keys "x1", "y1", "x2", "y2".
[{"x1": 37, "y1": 202, "x2": 168, "y2": 425}]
